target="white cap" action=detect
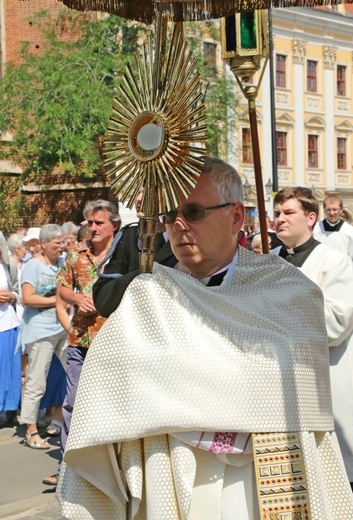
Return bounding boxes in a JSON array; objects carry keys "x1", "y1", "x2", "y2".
[{"x1": 23, "y1": 227, "x2": 41, "y2": 242}]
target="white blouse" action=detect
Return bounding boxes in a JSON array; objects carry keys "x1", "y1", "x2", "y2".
[{"x1": 0, "y1": 263, "x2": 19, "y2": 332}]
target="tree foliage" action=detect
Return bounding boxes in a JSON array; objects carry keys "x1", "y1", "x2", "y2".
[
  {"x1": 0, "y1": 11, "x2": 147, "y2": 180},
  {"x1": 0, "y1": 11, "x2": 236, "y2": 188},
  {"x1": 0, "y1": 174, "x2": 25, "y2": 234},
  {"x1": 0, "y1": 12, "x2": 238, "y2": 234},
  {"x1": 186, "y1": 21, "x2": 238, "y2": 158}
]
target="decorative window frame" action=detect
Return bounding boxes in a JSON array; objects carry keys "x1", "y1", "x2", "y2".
[
  {"x1": 275, "y1": 53, "x2": 287, "y2": 89},
  {"x1": 336, "y1": 63, "x2": 348, "y2": 98},
  {"x1": 241, "y1": 127, "x2": 253, "y2": 165},
  {"x1": 238, "y1": 109, "x2": 263, "y2": 180}
]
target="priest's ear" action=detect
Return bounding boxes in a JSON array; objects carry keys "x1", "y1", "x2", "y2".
[{"x1": 232, "y1": 203, "x2": 245, "y2": 235}]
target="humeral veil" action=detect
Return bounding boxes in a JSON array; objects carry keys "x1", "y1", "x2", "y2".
[{"x1": 57, "y1": 248, "x2": 353, "y2": 520}]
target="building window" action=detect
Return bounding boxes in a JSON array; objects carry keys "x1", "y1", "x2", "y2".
[
  {"x1": 242, "y1": 128, "x2": 253, "y2": 164},
  {"x1": 203, "y1": 42, "x2": 217, "y2": 64},
  {"x1": 307, "y1": 60, "x2": 317, "y2": 93},
  {"x1": 337, "y1": 65, "x2": 346, "y2": 97},
  {"x1": 308, "y1": 134, "x2": 318, "y2": 168},
  {"x1": 337, "y1": 137, "x2": 346, "y2": 169},
  {"x1": 276, "y1": 131, "x2": 287, "y2": 166},
  {"x1": 276, "y1": 55, "x2": 286, "y2": 88}
]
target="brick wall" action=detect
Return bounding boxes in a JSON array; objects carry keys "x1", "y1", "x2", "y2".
[
  {"x1": 4, "y1": 0, "x2": 70, "y2": 65},
  {"x1": 21, "y1": 181, "x2": 117, "y2": 227},
  {"x1": 19, "y1": 170, "x2": 117, "y2": 226}
]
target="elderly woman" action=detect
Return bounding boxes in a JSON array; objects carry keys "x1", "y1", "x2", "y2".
[
  {"x1": 7, "y1": 233, "x2": 28, "y2": 385},
  {"x1": 7, "y1": 233, "x2": 27, "y2": 269},
  {"x1": 7, "y1": 233, "x2": 27, "y2": 318},
  {"x1": 250, "y1": 233, "x2": 272, "y2": 254},
  {"x1": 19, "y1": 224, "x2": 67, "y2": 449},
  {"x1": 61, "y1": 221, "x2": 78, "y2": 256},
  {"x1": 22, "y1": 227, "x2": 42, "y2": 259},
  {"x1": 0, "y1": 231, "x2": 21, "y2": 424}
]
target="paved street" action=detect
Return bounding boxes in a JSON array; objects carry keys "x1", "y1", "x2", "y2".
[{"x1": 0, "y1": 413, "x2": 67, "y2": 519}]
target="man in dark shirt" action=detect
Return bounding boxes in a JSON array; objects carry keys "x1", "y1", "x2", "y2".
[{"x1": 93, "y1": 214, "x2": 177, "y2": 318}]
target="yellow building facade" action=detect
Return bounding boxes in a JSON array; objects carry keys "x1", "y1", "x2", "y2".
[{"x1": 233, "y1": 6, "x2": 353, "y2": 219}]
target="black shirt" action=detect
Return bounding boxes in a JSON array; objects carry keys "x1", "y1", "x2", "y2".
[
  {"x1": 278, "y1": 237, "x2": 320, "y2": 268},
  {"x1": 93, "y1": 224, "x2": 177, "y2": 317}
]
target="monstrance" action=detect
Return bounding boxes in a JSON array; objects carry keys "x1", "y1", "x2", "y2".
[
  {"x1": 104, "y1": 14, "x2": 208, "y2": 272},
  {"x1": 54, "y1": 1, "x2": 254, "y2": 273}
]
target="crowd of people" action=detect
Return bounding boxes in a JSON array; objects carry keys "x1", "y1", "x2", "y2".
[
  {"x1": 0, "y1": 221, "x2": 89, "y2": 421},
  {"x1": 245, "y1": 195, "x2": 353, "y2": 255},
  {"x1": 1, "y1": 158, "x2": 353, "y2": 519}
]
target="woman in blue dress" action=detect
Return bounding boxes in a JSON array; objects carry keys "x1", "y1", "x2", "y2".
[{"x1": 0, "y1": 231, "x2": 21, "y2": 423}]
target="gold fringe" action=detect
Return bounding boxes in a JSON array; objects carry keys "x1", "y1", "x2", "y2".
[{"x1": 55, "y1": 0, "x2": 352, "y2": 24}]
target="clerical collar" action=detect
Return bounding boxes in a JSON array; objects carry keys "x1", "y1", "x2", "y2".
[
  {"x1": 279, "y1": 236, "x2": 320, "y2": 267},
  {"x1": 197, "y1": 265, "x2": 230, "y2": 286},
  {"x1": 285, "y1": 237, "x2": 315, "y2": 255},
  {"x1": 194, "y1": 249, "x2": 239, "y2": 286},
  {"x1": 323, "y1": 218, "x2": 344, "y2": 232}
]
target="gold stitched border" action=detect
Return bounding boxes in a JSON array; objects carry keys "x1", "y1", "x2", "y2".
[{"x1": 252, "y1": 433, "x2": 312, "y2": 520}]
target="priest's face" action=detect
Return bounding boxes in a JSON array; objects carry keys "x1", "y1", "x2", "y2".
[
  {"x1": 274, "y1": 198, "x2": 317, "y2": 249},
  {"x1": 165, "y1": 173, "x2": 244, "y2": 279}
]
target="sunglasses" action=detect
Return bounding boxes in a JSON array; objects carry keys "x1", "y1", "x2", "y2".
[{"x1": 160, "y1": 203, "x2": 236, "y2": 224}]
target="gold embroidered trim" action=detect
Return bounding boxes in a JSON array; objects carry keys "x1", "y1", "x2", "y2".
[{"x1": 253, "y1": 433, "x2": 311, "y2": 520}]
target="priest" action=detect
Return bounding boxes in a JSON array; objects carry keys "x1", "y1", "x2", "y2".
[
  {"x1": 313, "y1": 194, "x2": 353, "y2": 258},
  {"x1": 272, "y1": 186, "x2": 353, "y2": 488},
  {"x1": 57, "y1": 159, "x2": 353, "y2": 520}
]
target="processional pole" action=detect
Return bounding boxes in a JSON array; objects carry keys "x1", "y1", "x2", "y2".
[
  {"x1": 245, "y1": 84, "x2": 269, "y2": 253},
  {"x1": 220, "y1": 11, "x2": 270, "y2": 253}
]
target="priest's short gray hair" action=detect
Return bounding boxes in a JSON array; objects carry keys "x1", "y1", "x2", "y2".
[{"x1": 203, "y1": 157, "x2": 244, "y2": 205}]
